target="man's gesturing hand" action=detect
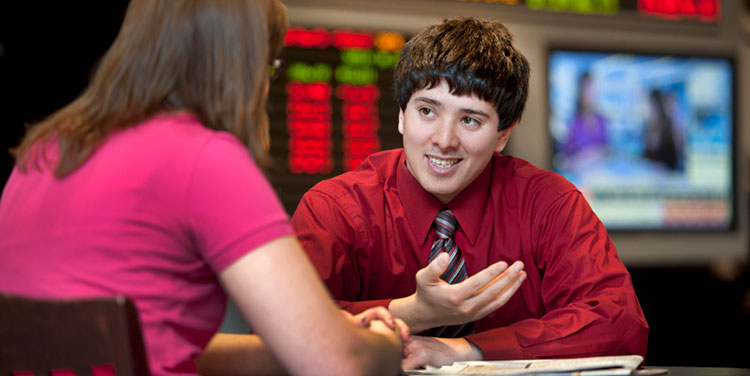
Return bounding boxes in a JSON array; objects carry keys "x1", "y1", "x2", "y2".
[{"x1": 390, "y1": 252, "x2": 526, "y2": 332}]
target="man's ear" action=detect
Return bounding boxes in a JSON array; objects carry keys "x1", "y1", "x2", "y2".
[
  {"x1": 398, "y1": 108, "x2": 405, "y2": 135},
  {"x1": 494, "y1": 120, "x2": 519, "y2": 153}
]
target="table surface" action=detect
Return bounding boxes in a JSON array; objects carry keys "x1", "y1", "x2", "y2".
[{"x1": 643, "y1": 366, "x2": 750, "y2": 376}]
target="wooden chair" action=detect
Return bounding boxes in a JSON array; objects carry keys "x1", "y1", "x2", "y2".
[{"x1": 0, "y1": 293, "x2": 150, "y2": 376}]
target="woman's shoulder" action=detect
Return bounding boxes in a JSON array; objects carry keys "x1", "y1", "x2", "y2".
[
  {"x1": 120, "y1": 113, "x2": 244, "y2": 157},
  {"x1": 137, "y1": 113, "x2": 222, "y2": 141}
]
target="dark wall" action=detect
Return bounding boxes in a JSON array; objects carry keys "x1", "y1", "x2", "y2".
[
  {"x1": 630, "y1": 265, "x2": 750, "y2": 367},
  {"x1": 0, "y1": 2, "x2": 128, "y2": 186}
]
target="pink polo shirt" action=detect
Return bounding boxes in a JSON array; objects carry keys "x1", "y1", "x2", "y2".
[{"x1": 0, "y1": 113, "x2": 292, "y2": 375}]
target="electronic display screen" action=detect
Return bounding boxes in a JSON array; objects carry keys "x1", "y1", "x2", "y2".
[
  {"x1": 548, "y1": 49, "x2": 734, "y2": 231},
  {"x1": 266, "y1": 27, "x2": 407, "y2": 213}
]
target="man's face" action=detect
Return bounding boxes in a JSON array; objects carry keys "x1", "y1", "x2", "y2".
[{"x1": 398, "y1": 80, "x2": 515, "y2": 204}]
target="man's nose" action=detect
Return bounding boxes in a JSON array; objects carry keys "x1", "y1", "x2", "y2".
[{"x1": 431, "y1": 120, "x2": 459, "y2": 150}]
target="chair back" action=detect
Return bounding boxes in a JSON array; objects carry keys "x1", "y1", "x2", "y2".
[{"x1": 0, "y1": 293, "x2": 150, "y2": 376}]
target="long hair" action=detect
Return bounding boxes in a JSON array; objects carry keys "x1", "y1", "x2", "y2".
[{"x1": 14, "y1": 0, "x2": 289, "y2": 177}]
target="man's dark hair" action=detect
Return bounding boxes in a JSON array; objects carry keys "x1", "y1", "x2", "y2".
[{"x1": 394, "y1": 17, "x2": 530, "y2": 131}]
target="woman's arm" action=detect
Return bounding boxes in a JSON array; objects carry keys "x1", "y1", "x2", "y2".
[
  {"x1": 212, "y1": 235, "x2": 404, "y2": 376},
  {"x1": 196, "y1": 333, "x2": 285, "y2": 375}
]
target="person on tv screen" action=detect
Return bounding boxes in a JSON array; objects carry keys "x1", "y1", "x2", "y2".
[
  {"x1": 291, "y1": 17, "x2": 649, "y2": 369},
  {"x1": 0, "y1": 1, "x2": 408, "y2": 375},
  {"x1": 561, "y1": 71, "x2": 610, "y2": 164},
  {"x1": 643, "y1": 88, "x2": 681, "y2": 171}
]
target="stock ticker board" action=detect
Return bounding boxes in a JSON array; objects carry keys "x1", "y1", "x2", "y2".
[{"x1": 266, "y1": 27, "x2": 407, "y2": 213}]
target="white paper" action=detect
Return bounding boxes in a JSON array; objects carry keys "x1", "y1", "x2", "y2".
[{"x1": 404, "y1": 355, "x2": 645, "y2": 375}]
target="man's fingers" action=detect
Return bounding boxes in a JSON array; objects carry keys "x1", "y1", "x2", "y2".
[
  {"x1": 477, "y1": 270, "x2": 526, "y2": 316},
  {"x1": 494, "y1": 270, "x2": 526, "y2": 306},
  {"x1": 416, "y1": 252, "x2": 450, "y2": 285},
  {"x1": 469, "y1": 267, "x2": 527, "y2": 316},
  {"x1": 473, "y1": 261, "x2": 524, "y2": 297},
  {"x1": 401, "y1": 337, "x2": 428, "y2": 370},
  {"x1": 401, "y1": 355, "x2": 422, "y2": 371},
  {"x1": 453, "y1": 260, "x2": 509, "y2": 299}
]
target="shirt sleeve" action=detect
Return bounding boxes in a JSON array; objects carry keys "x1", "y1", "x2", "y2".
[
  {"x1": 186, "y1": 133, "x2": 293, "y2": 273},
  {"x1": 465, "y1": 191, "x2": 649, "y2": 360},
  {"x1": 291, "y1": 188, "x2": 393, "y2": 314}
]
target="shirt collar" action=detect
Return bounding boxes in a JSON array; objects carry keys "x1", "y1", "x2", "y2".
[{"x1": 397, "y1": 150, "x2": 493, "y2": 247}]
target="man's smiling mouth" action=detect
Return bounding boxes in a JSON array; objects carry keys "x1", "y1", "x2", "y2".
[{"x1": 428, "y1": 156, "x2": 460, "y2": 168}]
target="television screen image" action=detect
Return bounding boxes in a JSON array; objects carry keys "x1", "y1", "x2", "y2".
[{"x1": 548, "y1": 49, "x2": 734, "y2": 231}]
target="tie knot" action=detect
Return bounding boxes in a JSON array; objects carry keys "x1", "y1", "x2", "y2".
[{"x1": 434, "y1": 208, "x2": 457, "y2": 239}]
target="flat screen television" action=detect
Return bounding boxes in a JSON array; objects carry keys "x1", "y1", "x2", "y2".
[{"x1": 547, "y1": 49, "x2": 735, "y2": 231}]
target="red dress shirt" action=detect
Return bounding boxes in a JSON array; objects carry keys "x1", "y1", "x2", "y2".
[{"x1": 291, "y1": 149, "x2": 648, "y2": 360}]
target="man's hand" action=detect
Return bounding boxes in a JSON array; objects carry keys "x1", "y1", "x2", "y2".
[
  {"x1": 401, "y1": 335, "x2": 482, "y2": 370},
  {"x1": 390, "y1": 252, "x2": 526, "y2": 332}
]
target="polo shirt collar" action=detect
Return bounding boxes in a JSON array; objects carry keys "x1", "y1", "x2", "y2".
[{"x1": 397, "y1": 151, "x2": 492, "y2": 247}]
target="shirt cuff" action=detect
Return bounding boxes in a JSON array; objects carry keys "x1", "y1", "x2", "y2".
[
  {"x1": 464, "y1": 327, "x2": 524, "y2": 360},
  {"x1": 337, "y1": 299, "x2": 394, "y2": 315}
]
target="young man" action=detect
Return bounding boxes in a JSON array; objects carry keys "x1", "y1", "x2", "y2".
[{"x1": 291, "y1": 17, "x2": 648, "y2": 369}]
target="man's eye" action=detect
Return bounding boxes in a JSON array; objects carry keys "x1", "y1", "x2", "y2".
[
  {"x1": 461, "y1": 117, "x2": 479, "y2": 126},
  {"x1": 419, "y1": 108, "x2": 433, "y2": 116}
]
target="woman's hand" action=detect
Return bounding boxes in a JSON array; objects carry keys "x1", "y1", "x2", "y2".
[{"x1": 344, "y1": 306, "x2": 410, "y2": 343}]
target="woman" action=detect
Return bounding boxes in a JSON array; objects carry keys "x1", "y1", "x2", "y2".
[
  {"x1": 0, "y1": 1, "x2": 406, "y2": 375},
  {"x1": 562, "y1": 72, "x2": 609, "y2": 163}
]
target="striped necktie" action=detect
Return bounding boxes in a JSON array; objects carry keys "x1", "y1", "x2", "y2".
[{"x1": 427, "y1": 208, "x2": 473, "y2": 337}]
